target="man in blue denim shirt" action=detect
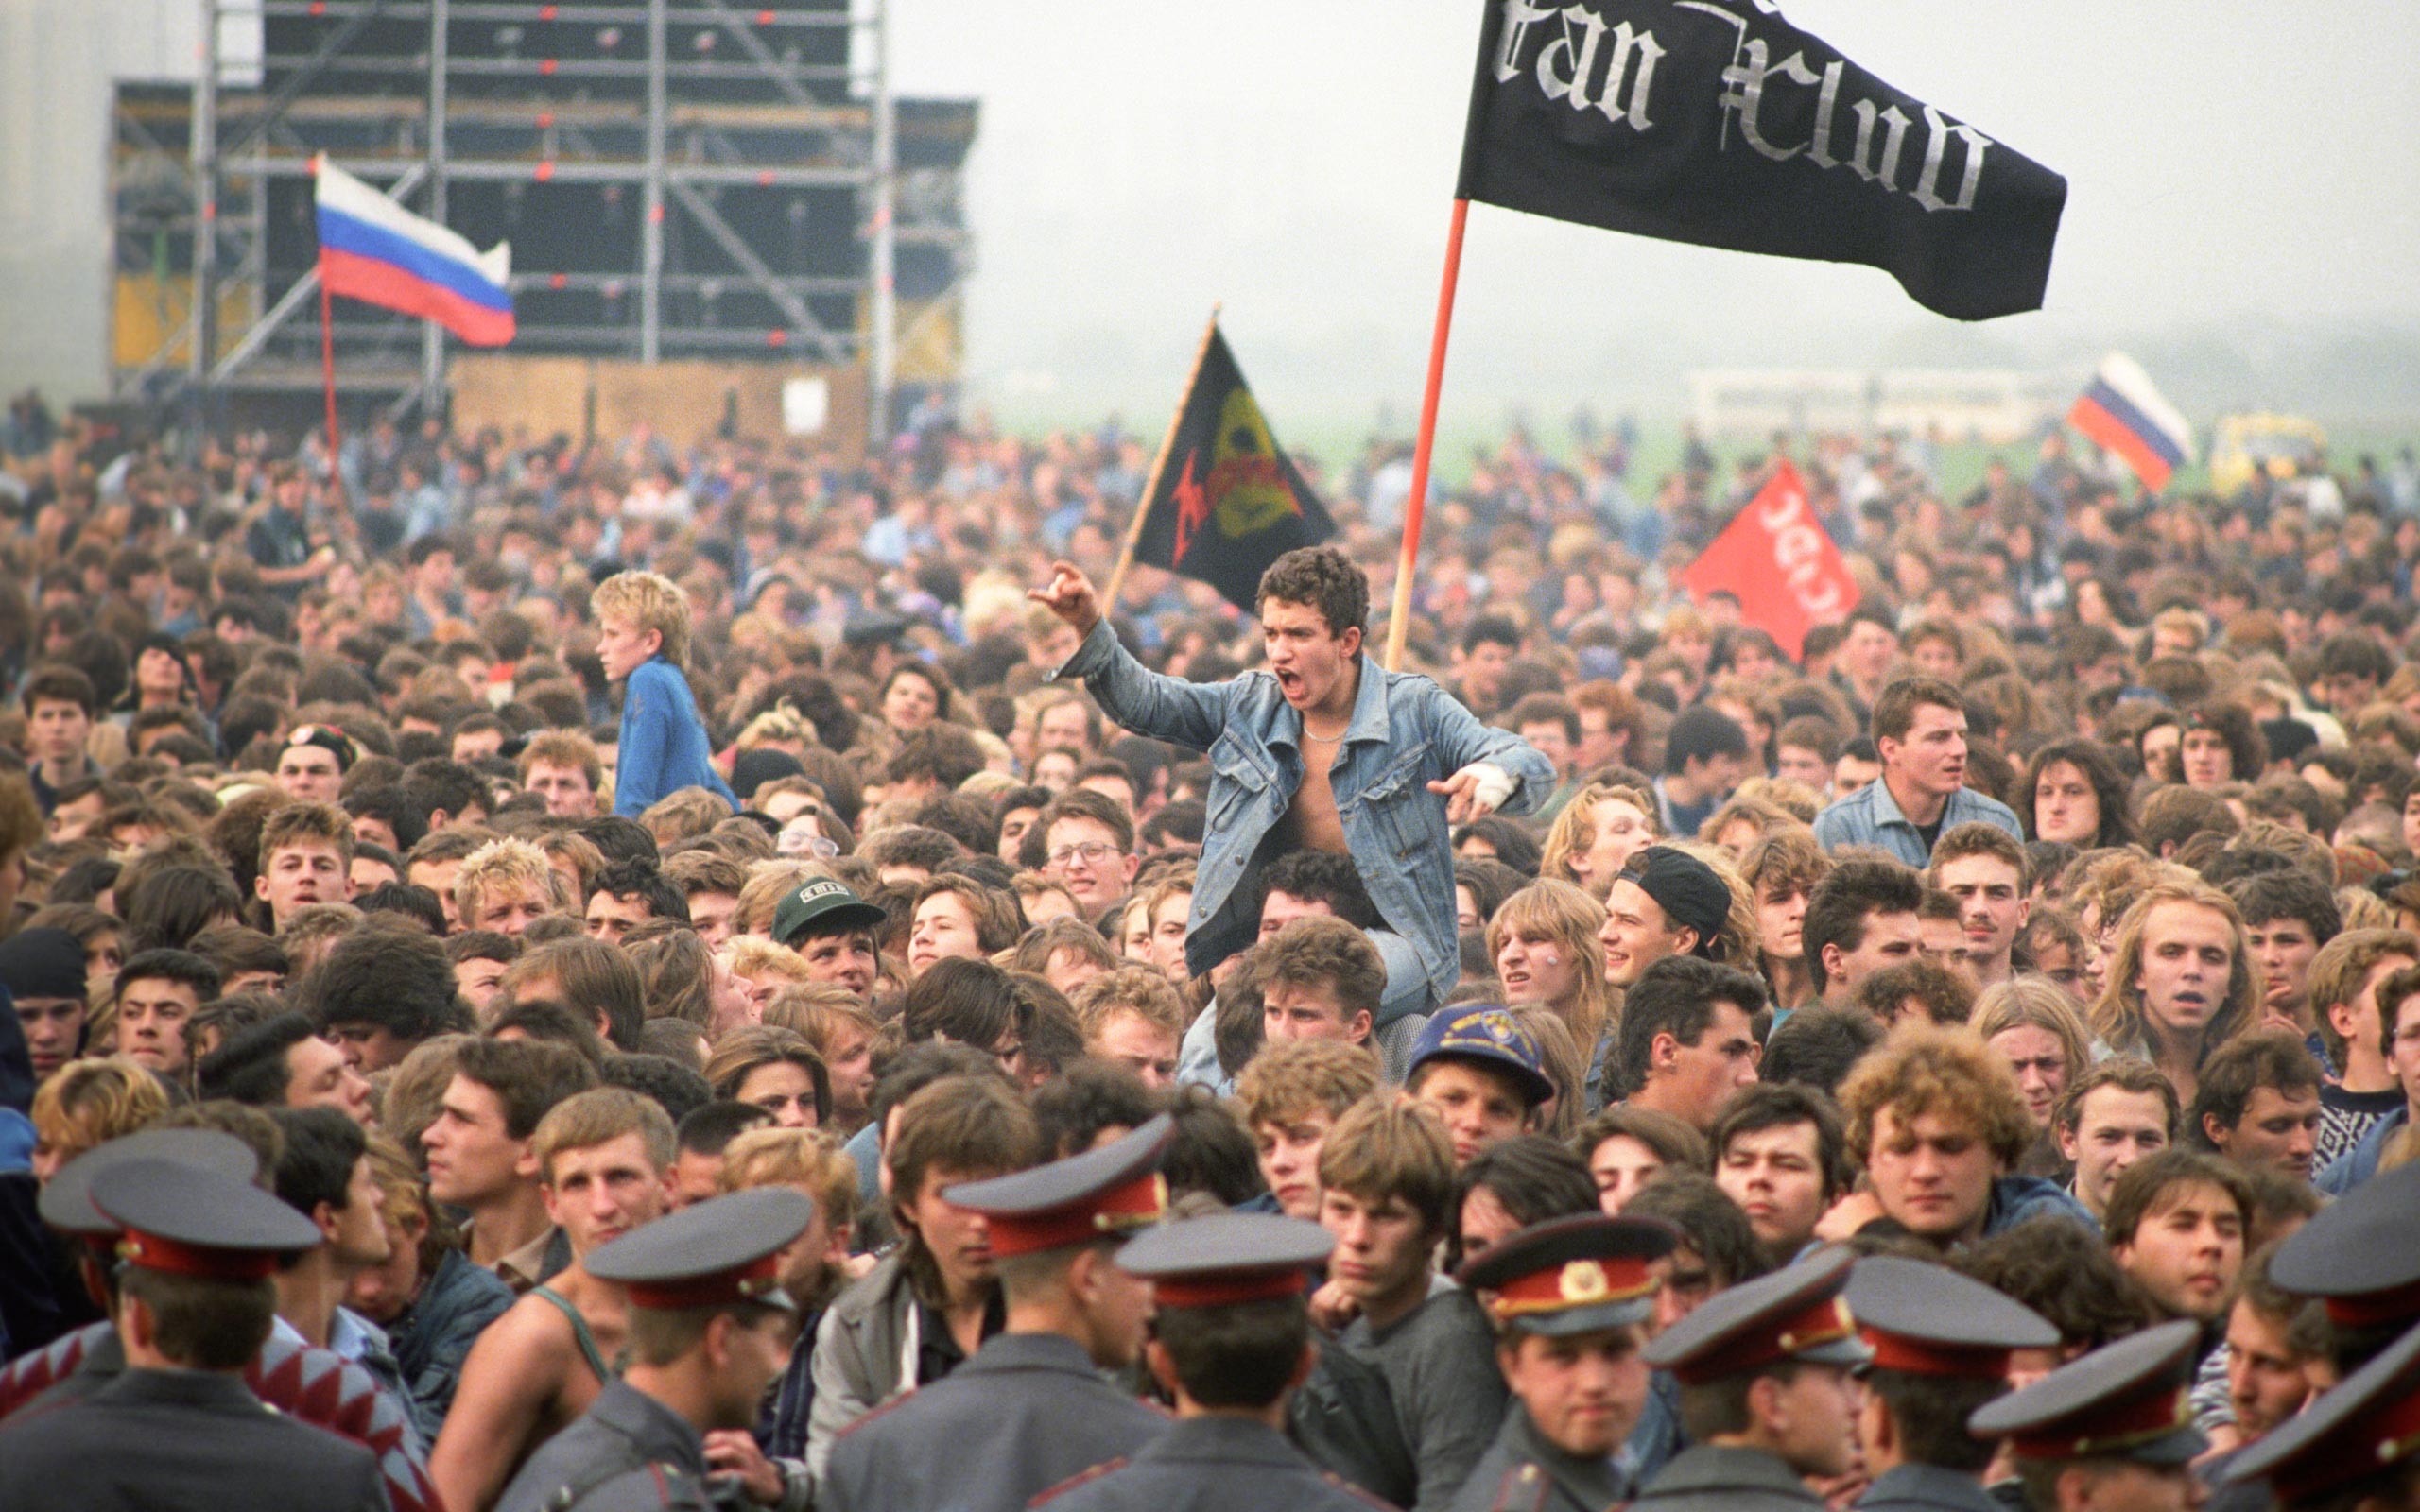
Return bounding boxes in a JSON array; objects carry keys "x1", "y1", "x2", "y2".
[
  {"x1": 1029, "y1": 547, "x2": 1554, "y2": 1011},
  {"x1": 1811, "y1": 677, "x2": 2021, "y2": 868}
]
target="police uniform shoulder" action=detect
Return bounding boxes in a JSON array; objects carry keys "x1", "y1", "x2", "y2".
[
  {"x1": 1481, "y1": 1460, "x2": 1553, "y2": 1512},
  {"x1": 1028, "y1": 1456, "x2": 1129, "y2": 1505},
  {"x1": 1320, "y1": 1469, "x2": 1403, "y2": 1511},
  {"x1": 546, "y1": 1461, "x2": 709, "y2": 1512}
]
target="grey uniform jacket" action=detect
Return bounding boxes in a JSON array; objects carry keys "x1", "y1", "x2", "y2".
[
  {"x1": 1856, "y1": 1463, "x2": 2003, "y2": 1512},
  {"x1": 1630, "y1": 1444, "x2": 1828, "y2": 1512},
  {"x1": 494, "y1": 1380, "x2": 712, "y2": 1512},
  {"x1": 1445, "y1": 1403, "x2": 1632, "y2": 1512},
  {"x1": 0, "y1": 1366, "x2": 390, "y2": 1512},
  {"x1": 819, "y1": 1332, "x2": 1167, "y2": 1512},
  {"x1": 1032, "y1": 1415, "x2": 1387, "y2": 1512}
]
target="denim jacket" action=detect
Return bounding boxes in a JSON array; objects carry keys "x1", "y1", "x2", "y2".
[{"x1": 1057, "y1": 619, "x2": 1554, "y2": 1004}]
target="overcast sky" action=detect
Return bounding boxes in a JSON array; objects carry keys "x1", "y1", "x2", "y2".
[{"x1": 890, "y1": 0, "x2": 2420, "y2": 428}]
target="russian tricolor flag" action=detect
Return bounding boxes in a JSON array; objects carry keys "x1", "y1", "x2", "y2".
[
  {"x1": 2067, "y1": 353, "x2": 2193, "y2": 492},
  {"x1": 314, "y1": 155, "x2": 514, "y2": 347}
]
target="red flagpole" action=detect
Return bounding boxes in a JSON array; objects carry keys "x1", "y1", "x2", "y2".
[
  {"x1": 1381, "y1": 198, "x2": 1472, "y2": 671},
  {"x1": 319, "y1": 272, "x2": 341, "y2": 483}
]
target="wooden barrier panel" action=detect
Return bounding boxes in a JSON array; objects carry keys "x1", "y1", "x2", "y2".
[
  {"x1": 451, "y1": 354, "x2": 592, "y2": 444},
  {"x1": 450, "y1": 355, "x2": 864, "y2": 465}
]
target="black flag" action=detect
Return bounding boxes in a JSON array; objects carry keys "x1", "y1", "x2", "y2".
[
  {"x1": 1455, "y1": 0, "x2": 2066, "y2": 320},
  {"x1": 1132, "y1": 326, "x2": 1337, "y2": 615}
]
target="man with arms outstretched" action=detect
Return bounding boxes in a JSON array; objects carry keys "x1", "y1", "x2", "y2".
[{"x1": 1030, "y1": 546, "x2": 1553, "y2": 1016}]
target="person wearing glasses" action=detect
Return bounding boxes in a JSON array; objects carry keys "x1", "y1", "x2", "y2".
[{"x1": 1036, "y1": 788, "x2": 1140, "y2": 921}]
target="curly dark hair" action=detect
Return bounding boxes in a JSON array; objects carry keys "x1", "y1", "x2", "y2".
[
  {"x1": 1255, "y1": 546, "x2": 1368, "y2": 638},
  {"x1": 2018, "y1": 739, "x2": 2136, "y2": 849},
  {"x1": 1955, "y1": 1214, "x2": 2154, "y2": 1351}
]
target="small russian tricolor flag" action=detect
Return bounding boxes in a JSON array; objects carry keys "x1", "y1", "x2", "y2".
[
  {"x1": 314, "y1": 155, "x2": 515, "y2": 347},
  {"x1": 2066, "y1": 353, "x2": 2193, "y2": 492}
]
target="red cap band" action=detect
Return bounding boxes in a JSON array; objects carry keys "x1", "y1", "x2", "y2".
[
  {"x1": 624, "y1": 1251, "x2": 785, "y2": 1312},
  {"x1": 2267, "y1": 1386, "x2": 2420, "y2": 1503},
  {"x1": 2008, "y1": 1383, "x2": 2190, "y2": 1461},
  {"x1": 983, "y1": 1172, "x2": 1167, "y2": 1260},
  {"x1": 1489, "y1": 1255, "x2": 1658, "y2": 1321},
  {"x1": 1152, "y1": 1270, "x2": 1312, "y2": 1309},
  {"x1": 1672, "y1": 1296, "x2": 1856, "y2": 1386},
  {"x1": 2323, "y1": 1276, "x2": 2420, "y2": 1330},
  {"x1": 117, "y1": 1228, "x2": 281, "y2": 1281},
  {"x1": 1861, "y1": 1329, "x2": 2013, "y2": 1380}
]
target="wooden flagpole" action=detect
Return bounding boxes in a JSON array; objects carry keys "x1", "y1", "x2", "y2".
[
  {"x1": 1098, "y1": 303, "x2": 1221, "y2": 617},
  {"x1": 1380, "y1": 198, "x2": 1472, "y2": 671},
  {"x1": 320, "y1": 277, "x2": 342, "y2": 485}
]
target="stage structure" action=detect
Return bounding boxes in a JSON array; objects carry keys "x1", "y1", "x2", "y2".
[{"x1": 108, "y1": 0, "x2": 975, "y2": 445}]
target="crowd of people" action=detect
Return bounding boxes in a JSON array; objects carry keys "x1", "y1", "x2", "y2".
[{"x1": 0, "y1": 384, "x2": 2419, "y2": 1512}]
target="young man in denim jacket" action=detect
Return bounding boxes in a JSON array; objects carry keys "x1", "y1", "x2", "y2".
[{"x1": 1029, "y1": 546, "x2": 1554, "y2": 1018}]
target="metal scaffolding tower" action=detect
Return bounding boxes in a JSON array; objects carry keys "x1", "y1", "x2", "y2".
[{"x1": 110, "y1": 0, "x2": 975, "y2": 445}]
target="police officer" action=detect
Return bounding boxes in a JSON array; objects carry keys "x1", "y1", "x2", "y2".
[
  {"x1": 1967, "y1": 1318, "x2": 2206, "y2": 1512},
  {"x1": 1447, "y1": 1212, "x2": 1679, "y2": 1512},
  {"x1": 1630, "y1": 1246, "x2": 1871, "y2": 1512},
  {"x1": 2271, "y1": 1159, "x2": 2420, "y2": 1373},
  {"x1": 1845, "y1": 1256, "x2": 2058, "y2": 1512},
  {"x1": 494, "y1": 1186, "x2": 812, "y2": 1512},
  {"x1": 0, "y1": 1157, "x2": 390, "y2": 1511},
  {"x1": 2224, "y1": 1315, "x2": 2420, "y2": 1512},
  {"x1": 819, "y1": 1115, "x2": 1174, "y2": 1512},
  {"x1": 1034, "y1": 1211, "x2": 1383, "y2": 1512}
]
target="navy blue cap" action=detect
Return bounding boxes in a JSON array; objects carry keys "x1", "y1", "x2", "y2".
[
  {"x1": 1968, "y1": 1319, "x2": 2206, "y2": 1466},
  {"x1": 586, "y1": 1187, "x2": 812, "y2": 1313},
  {"x1": 944, "y1": 1114, "x2": 1172, "y2": 1259},
  {"x1": 1407, "y1": 1005, "x2": 1555, "y2": 1108},
  {"x1": 2270, "y1": 1160, "x2": 2420, "y2": 1332},
  {"x1": 1457, "y1": 1214, "x2": 1677, "y2": 1337},
  {"x1": 1117, "y1": 1211, "x2": 1331, "y2": 1308},
  {"x1": 92, "y1": 1158, "x2": 322, "y2": 1278},
  {"x1": 1847, "y1": 1256, "x2": 2057, "y2": 1379},
  {"x1": 2227, "y1": 1317, "x2": 2420, "y2": 1503},
  {"x1": 1614, "y1": 846, "x2": 1731, "y2": 950},
  {"x1": 1642, "y1": 1246, "x2": 1870, "y2": 1384},
  {"x1": 40, "y1": 1129, "x2": 262, "y2": 1236}
]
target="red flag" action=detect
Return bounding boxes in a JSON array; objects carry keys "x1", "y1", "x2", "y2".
[{"x1": 1676, "y1": 462, "x2": 1858, "y2": 661}]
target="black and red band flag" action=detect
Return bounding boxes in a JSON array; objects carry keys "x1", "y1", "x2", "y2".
[
  {"x1": 1132, "y1": 326, "x2": 1337, "y2": 615},
  {"x1": 1455, "y1": 0, "x2": 2066, "y2": 320}
]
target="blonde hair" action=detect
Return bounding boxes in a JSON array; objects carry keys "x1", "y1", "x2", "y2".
[
  {"x1": 730, "y1": 936, "x2": 813, "y2": 993},
  {"x1": 2088, "y1": 880, "x2": 2257, "y2": 1063},
  {"x1": 453, "y1": 836, "x2": 564, "y2": 927},
  {"x1": 1838, "y1": 1025, "x2": 2035, "y2": 1171},
  {"x1": 1969, "y1": 977, "x2": 2094, "y2": 1080},
  {"x1": 1232, "y1": 1038, "x2": 1380, "y2": 1130},
  {"x1": 1485, "y1": 880, "x2": 1614, "y2": 1053},
  {"x1": 531, "y1": 1087, "x2": 676, "y2": 1182},
  {"x1": 1538, "y1": 782, "x2": 1656, "y2": 892},
  {"x1": 1069, "y1": 965, "x2": 1188, "y2": 1040},
  {"x1": 738, "y1": 861, "x2": 829, "y2": 936},
  {"x1": 32, "y1": 1056, "x2": 171, "y2": 1164},
  {"x1": 717, "y1": 1126, "x2": 860, "y2": 1242},
  {"x1": 593, "y1": 571, "x2": 693, "y2": 668}
]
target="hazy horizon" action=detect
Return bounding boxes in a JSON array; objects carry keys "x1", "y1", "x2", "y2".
[{"x1": 892, "y1": 0, "x2": 2420, "y2": 433}]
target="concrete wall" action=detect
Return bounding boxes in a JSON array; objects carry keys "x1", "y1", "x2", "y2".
[{"x1": 0, "y1": 0, "x2": 259, "y2": 402}]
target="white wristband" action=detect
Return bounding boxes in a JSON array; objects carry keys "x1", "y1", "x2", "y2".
[{"x1": 1468, "y1": 763, "x2": 1516, "y2": 814}]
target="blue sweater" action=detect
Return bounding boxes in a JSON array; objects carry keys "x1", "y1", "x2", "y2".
[{"x1": 614, "y1": 656, "x2": 737, "y2": 817}]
